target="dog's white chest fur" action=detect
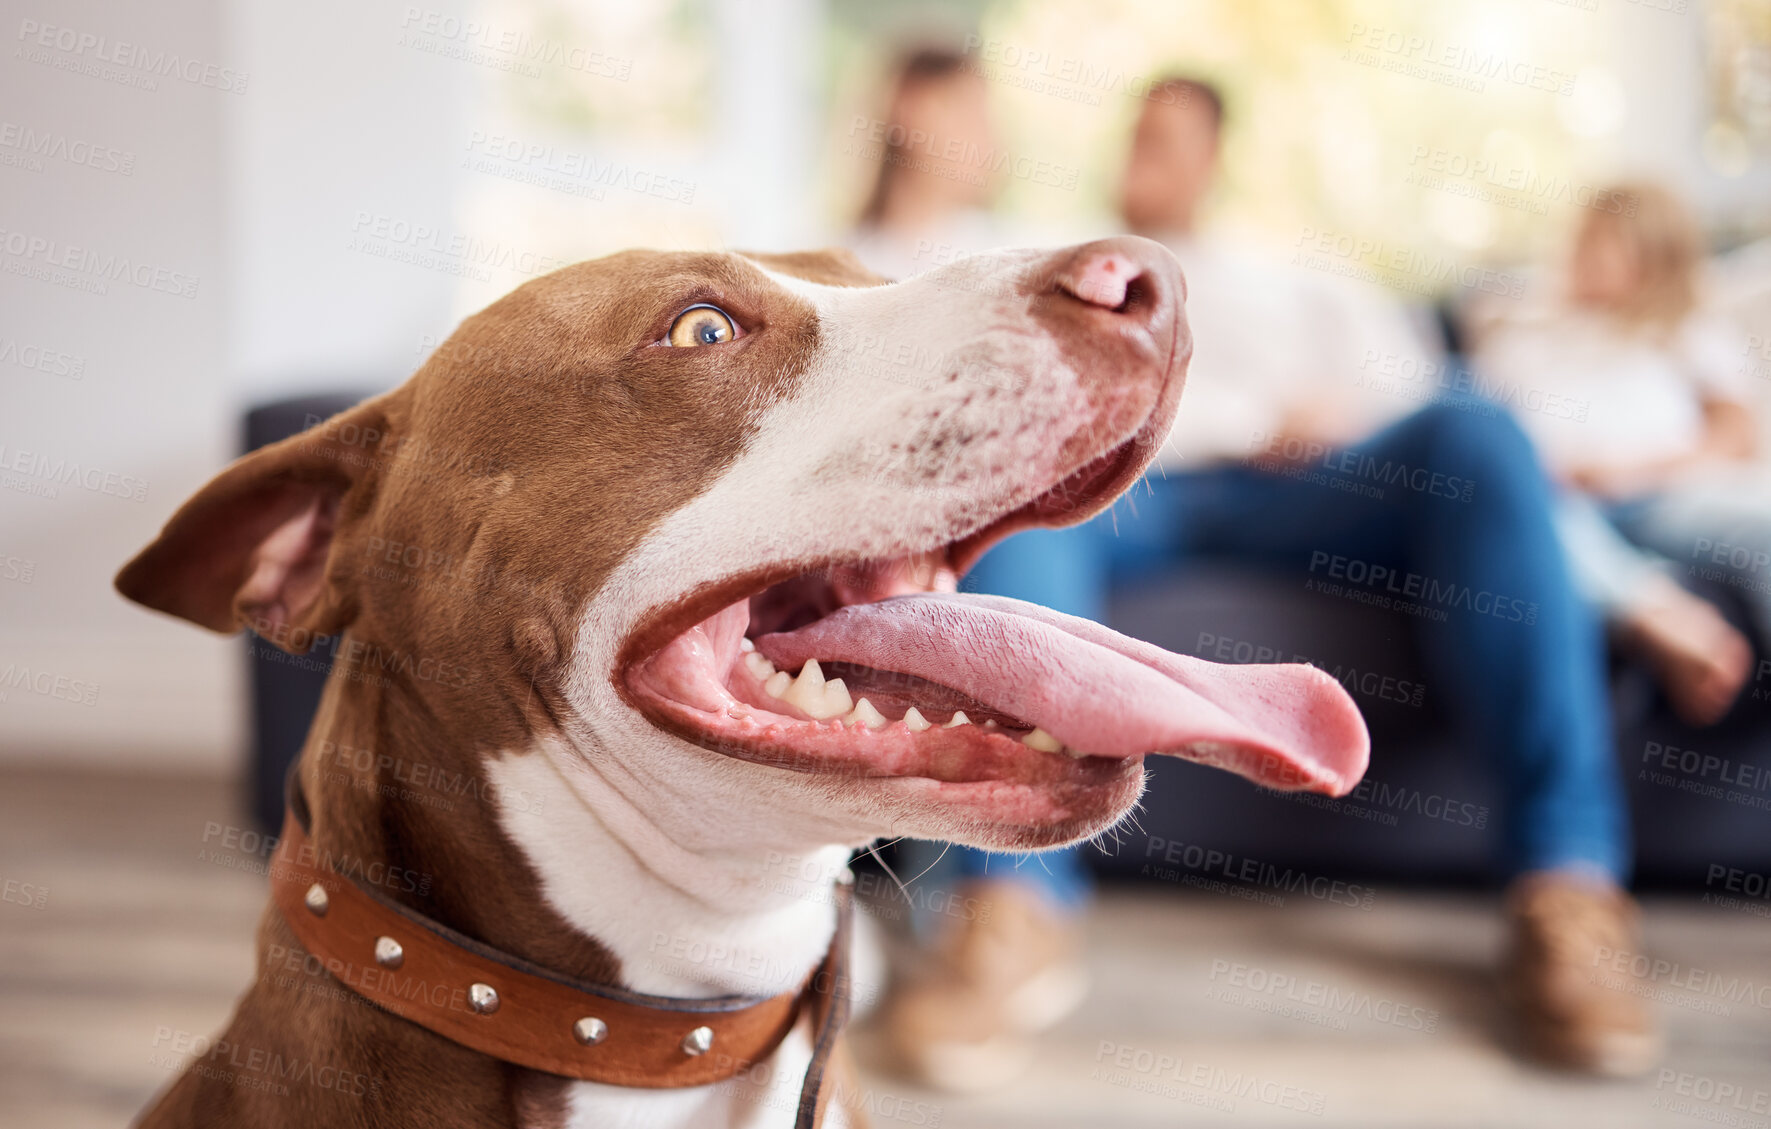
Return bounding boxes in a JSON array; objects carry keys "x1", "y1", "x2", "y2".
[{"x1": 486, "y1": 748, "x2": 855, "y2": 1128}]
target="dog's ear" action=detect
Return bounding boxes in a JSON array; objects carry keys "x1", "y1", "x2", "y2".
[{"x1": 116, "y1": 394, "x2": 401, "y2": 650}]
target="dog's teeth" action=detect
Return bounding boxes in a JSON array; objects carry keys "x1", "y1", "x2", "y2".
[
  {"x1": 944, "y1": 711, "x2": 971, "y2": 728},
  {"x1": 785, "y1": 661, "x2": 853, "y2": 719},
  {"x1": 983, "y1": 719, "x2": 999, "y2": 730},
  {"x1": 820, "y1": 678, "x2": 853, "y2": 719},
  {"x1": 1022, "y1": 727, "x2": 1063, "y2": 753},
  {"x1": 743, "y1": 652, "x2": 776, "y2": 680},
  {"x1": 739, "y1": 637, "x2": 755, "y2": 652},
  {"x1": 764, "y1": 671, "x2": 791, "y2": 698},
  {"x1": 1065, "y1": 747, "x2": 1088, "y2": 759},
  {"x1": 903, "y1": 707, "x2": 931, "y2": 732},
  {"x1": 789, "y1": 686, "x2": 844, "y2": 719},
  {"x1": 847, "y1": 698, "x2": 887, "y2": 730},
  {"x1": 781, "y1": 659, "x2": 825, "y2": 713}
]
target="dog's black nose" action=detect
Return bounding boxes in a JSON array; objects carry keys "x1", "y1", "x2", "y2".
[{"x1": 1051, "y1": 236, "x2": 1181, "y2": 329}]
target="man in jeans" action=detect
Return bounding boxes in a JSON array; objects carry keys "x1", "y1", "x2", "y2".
[{"x1": 882, "y1": 76, "x2": 1657, "y2": 1086}]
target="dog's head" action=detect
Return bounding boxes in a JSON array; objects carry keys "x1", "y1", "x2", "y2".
[{"x1": 118, "y1": 239, "x2": 1366, "y2": 851}]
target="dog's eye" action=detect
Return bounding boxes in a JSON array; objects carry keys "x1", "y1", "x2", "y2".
[{"x1": 665, "y1": 304, "x2": 737, "y2": 348}]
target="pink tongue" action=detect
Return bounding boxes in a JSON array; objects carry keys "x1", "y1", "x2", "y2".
[{"x1": 755, "y1": 592, "x2": 1369, "y2": 796}]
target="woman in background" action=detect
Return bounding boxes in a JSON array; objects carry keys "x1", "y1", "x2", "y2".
[
  {"x1": 1474, "y1": 184, "x2": 1764, "y2": 725},
  {"x1": 848, "y1": 49, "x2": 1009, "y2": 279}
]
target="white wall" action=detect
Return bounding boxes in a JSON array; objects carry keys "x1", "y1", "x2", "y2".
[
  {"x1": 711, "y1": 0, "x2": 823, "y2": 250},
  {"x1": 227, "y1": 0, "x2": 471, "y2": 402},
  {"x1": 0, "y1": 0, "x2": 472, "y2": 769},
  {"x1": 2, "y1": 0, "x2": 236, "y2": 768}
]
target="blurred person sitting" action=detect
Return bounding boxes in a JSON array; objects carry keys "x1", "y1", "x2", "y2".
[
  {"x1": 872, "y1": 74, "x2": 1662, "y2": 1087},
  {"x1": 1472, "y1": 185, "x2": 1763, "y2": 725},
  {"x1": 847, "y1": 48, "x2": 1043, "y2": 281}
]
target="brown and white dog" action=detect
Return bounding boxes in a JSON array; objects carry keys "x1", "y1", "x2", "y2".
[{"x1": 117, "y1": 237, "x2": 1367, "y2": 1128}]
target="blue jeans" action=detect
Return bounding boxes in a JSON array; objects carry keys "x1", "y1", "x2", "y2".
[{"x1": 920, "y1": 403, "x2": 1627, "y2": 912}]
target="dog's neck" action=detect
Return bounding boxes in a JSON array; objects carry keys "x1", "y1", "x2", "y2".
[
  {"x1": 299, "y1": 670, "x2": 851, "y2": 1003},
  {"x1": 481, "y1": 737, "x2": 853, "y2": 999}
]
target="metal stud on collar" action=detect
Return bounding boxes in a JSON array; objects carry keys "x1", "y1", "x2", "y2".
[
  {"x1": 469, "y1": 983, "x2": 500, "y2": 1014},
  {"x1": 572, "y1": 1017, "x2": 609, "y2": 1046},
  {"x1": 373, "y1": 936, "x2": 404, "y2": 968},
  {"x1": 303, "y1": 883, "x2": 329, "y2": 916},
  {"x1": 681, "y1": 1026, "x2": 714, "y2": 1056}
]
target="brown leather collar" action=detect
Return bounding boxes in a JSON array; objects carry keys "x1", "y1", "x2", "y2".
[{"x1": 268, "y1": 780, "x2": 852, "y2": 1127}]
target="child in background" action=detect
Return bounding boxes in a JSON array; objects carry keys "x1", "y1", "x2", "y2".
[{"x1": 1474, "y1": 183, "x2": 1763, "y2": 725}]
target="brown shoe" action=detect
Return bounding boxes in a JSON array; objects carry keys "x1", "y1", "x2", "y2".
[
  {"x1": 1502, "y1": 871, "x2": 1665, "y2": 1076},
  {"x1": 881, "y1": 880, "x2": 1089, "y2": 1092}
]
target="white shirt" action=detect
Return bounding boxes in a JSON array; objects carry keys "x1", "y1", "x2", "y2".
[
  {"x1": 1472, "y1": 307, "x2": 1750, "y2": 476},
  {"x1": 1155, "y1": 233, "x2": 1435, "y2": 469}
]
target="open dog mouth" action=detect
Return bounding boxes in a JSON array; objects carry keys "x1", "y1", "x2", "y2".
[{"x1": 620, "y1": 436, "x2": 1370, "y2": 801}]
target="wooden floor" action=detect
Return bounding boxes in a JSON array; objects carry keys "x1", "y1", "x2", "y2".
[{"x1": 2, "y1": 765, "x2": 1766, "y2": 1128}]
